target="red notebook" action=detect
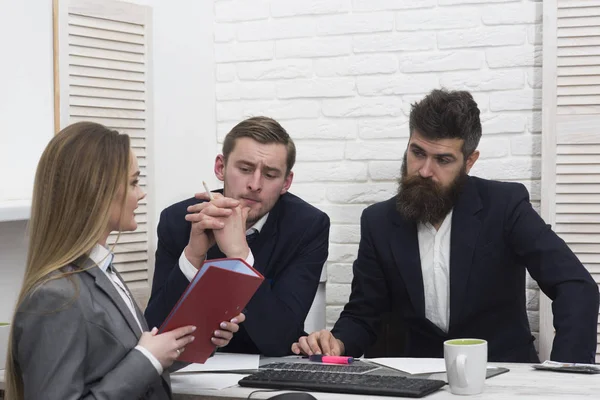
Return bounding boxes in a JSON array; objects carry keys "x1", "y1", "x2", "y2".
[{"x1": 158, "y1": 257, "x2": 264, "y2": 363}]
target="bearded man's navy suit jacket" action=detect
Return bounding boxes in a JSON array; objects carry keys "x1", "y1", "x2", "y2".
[
  {"x1": 332, "y1": 176, "x2": 599, "y2": 363},
  {"x1": 145, "y1": 192, "x2": 330, "y2": 356}
]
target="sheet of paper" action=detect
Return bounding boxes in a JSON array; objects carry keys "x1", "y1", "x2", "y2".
[
  {"x1": 170, "y1": 373, "x2": 248, "y2": 392},
  {"x1": 366, "y1": 357, "x2": 447, "y2": 374},
  {"x1": 367, "y1": 357, "x2": 503, "y2": 376},
  {"x1": 174, "y1": 353, "x2": 260, "y2": 373}
]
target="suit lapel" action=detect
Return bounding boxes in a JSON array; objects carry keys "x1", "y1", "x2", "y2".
[
  {"x1": 389, "y1": 203, "x2": 426, "y2": 318},
  {"x1": 113, "y1": 267, "x2": 150, "y2": 332},
  {"x1": 110, "y1": 267, "x2": 170, "y2": 397},
  {"x1": 77, "y1": 256, "x2": 143, "y2": 338},
  {"x1": 449, "y1": 177, "x2": 483, "y2": 330}
]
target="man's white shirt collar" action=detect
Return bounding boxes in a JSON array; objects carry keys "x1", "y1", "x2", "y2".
[{"x1": 247, "y1": 212, "x2": 269, "y2": 234}]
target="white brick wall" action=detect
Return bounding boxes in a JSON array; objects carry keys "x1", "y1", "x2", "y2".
[{"x1": 214, "y1": 0, "x2": 543, "y2": 341}]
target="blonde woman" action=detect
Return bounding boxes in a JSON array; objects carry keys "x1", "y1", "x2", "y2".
[{"x1": 4, "y1": 122, "x2": 244, "y2": 400}]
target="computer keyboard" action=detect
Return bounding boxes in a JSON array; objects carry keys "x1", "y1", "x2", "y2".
[
  {"x1": 261, "y1": 361, "x2": 380, "y2": 374},
  {"x1": 239, "y1": 370, "x2": 446, "y2": 398}
]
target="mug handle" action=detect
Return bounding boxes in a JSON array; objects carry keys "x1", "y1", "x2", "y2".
[{"x1": 456, "y1": 354, "x2": 468, "y2": 388}]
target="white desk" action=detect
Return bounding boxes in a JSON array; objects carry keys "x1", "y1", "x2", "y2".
[
  {"x1": 170, "y1": 362, "x2": 599, "y2": 400},
  {"x1": 1, "y1": 362, "x2": 598, "y2": 399}
]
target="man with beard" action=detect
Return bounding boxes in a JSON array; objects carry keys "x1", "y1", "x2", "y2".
[
  {"x1": 145, "y1": 116, "x2": 330, "y2": 356},
  {"x1": 291, "y1": 89, "x2": 599, "y2": 363}
]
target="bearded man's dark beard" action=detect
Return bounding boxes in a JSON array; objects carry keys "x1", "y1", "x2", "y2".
[{"x1": 396, "y1": 158, "x2": 468, "y2": 225}]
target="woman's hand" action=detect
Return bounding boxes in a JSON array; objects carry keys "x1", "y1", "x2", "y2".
[
  {"x1": 139, "y1": 325, "x2": 196, "y2": 369},
  {"x1": 212, "y1": 313, "x2": 246, "y2": 347}
]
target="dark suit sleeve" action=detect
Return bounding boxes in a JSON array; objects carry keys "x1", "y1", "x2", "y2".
[
  {"x1": 15, "y1": 283, "x2": 158, "y2": 400},
  {"x1": 144, "y1": 207, "x2": 191, "y2": 329},
  {"x1": 243, "y1": 213, "x2": 330, "y2": 356},
  {"x1": 331, "y1": 209, "x2": 392, "y2": 357},
  {"x1": 505, "y1": 184, "x2": 599, "y2": 363}
]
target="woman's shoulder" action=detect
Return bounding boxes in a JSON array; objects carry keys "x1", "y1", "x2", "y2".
[{"x1": 17, "y1": 267, "x2": 83, "y2": 314}]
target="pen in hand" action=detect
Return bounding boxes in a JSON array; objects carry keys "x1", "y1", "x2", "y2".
[{"x1": 202, "y1": 180, "x2": 214, "y2": 201}]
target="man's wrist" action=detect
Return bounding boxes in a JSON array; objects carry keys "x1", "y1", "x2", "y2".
[
  {"x1": 336, "y1": 338, "x2": 345, "y2": 355},
  {"x1": 184, "y1": 246, "x2": 206, "y2": 269},
  {"x1": 225, "y1": 245, "x2": 250, "y2": 260}
]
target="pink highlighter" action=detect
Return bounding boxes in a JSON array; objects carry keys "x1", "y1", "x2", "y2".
[{"x1": 309, "y1": 354, "x2": 354, "y2": 364}]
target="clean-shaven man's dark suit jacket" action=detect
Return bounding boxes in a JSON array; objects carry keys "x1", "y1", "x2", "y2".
[
  {"x1": 145, "y1": 191, "x2": 330, "y2": 356},
  {"x1": 332, "y1": 176, "x2": 599, "y2": 363},
  {"x1": 13, "y1": 258, "x2": 171, "y2": 400}
]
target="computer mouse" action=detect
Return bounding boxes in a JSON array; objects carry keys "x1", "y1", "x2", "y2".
[{"x1": 267, "y1": 392, "x2": 317, "y2": 400}]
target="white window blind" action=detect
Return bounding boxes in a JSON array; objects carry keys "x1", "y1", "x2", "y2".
[
  {"x1": 541, "y1": 0, "x2": 600, "y2": 363},
  {"x1": 54, "y1": 0, "x2": 153, "y2": 308}
]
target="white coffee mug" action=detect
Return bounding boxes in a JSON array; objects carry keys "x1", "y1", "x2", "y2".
[{"x1": 444, "y1": 338, "x2": 488, "y2": 395}]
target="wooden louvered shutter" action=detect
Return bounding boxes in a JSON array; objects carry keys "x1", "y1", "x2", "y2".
[
  {"x1": 540, "y1": 0, "x2": 600, "y2": 362},
  {"x1": 54, "y1": 0, "x2": 153, "y2": 308}
]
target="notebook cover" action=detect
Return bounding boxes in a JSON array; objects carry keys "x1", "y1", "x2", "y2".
[{"x1": 158, "y1": 258, "x2": 264, "y2": 364}]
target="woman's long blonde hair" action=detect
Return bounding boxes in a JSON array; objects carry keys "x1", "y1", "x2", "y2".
[{"x1": 4, "y1": 121, "x2": 131, "y2": 400}]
